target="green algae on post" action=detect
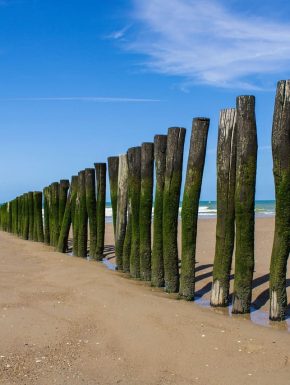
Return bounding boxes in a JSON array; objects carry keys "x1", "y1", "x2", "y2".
[
  {"x1": 72, "y1": 176, "x2": 79, "y2": 256},
  {"x1": 28, "y1": 192, "x2": 34, "y2": 240},
  {"x1": 77, "y1": 170, "x2": 88, "y2": 258},
  {"x1": 95, "y1": 163, "x2": 107, "y2": 261},
  {"x1": 163, "y1": 127, "x2": 186, "y2": 293},
  {"x1": 115, "y1": 154, "x2": 128, "y2": 271},
  {"x1": 139, "y1": 142, "x2": 154, "y2": 281},
  {"x1": 151, "y1": 135, "x2": 167, "y2": 287},
  {"x1": 108, "y1": 156, "x2": 119, "y2": 238},
  {"x1": 269, "y1": 80, "x2": 290, "y2": 321},
  {"x1": 85, "y1": 168, "x2": 97, "y2": 259},
  {"x1": 122, "y1": 202, "x2": 132, "y2": 273},
  {"x1": 33, "y1": 191, "x2": 44, "y2": 242},
  {"x1": 232, "y1": 96, "x2": 257, "y2": 314},
  {"x1": 43, "y1": 187, "x2": 50, "y2": 245},
  {"x1": 210, "y1": 109, "x2": 237, "y2": 307},
  {"x1": 50, "y1": 182, "x2": 60, "y2": 247},
  {"x1": 180, "y1": 118, "x2": 209, "y2": 300},
  {"x1": 127, "y1": 147, "x2": 141, "y2": 278},
  {"x1": 59, "y1": 179, "x2": 70, "y2": 232}
]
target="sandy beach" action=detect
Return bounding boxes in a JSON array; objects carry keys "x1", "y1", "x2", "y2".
[{"x1": 0, "y1": 217, "x2": 289, "y2": 385}]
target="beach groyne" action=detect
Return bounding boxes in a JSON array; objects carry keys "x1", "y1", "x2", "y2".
[{"x1": 0, "y1": 81, "x2": 289, "y2": 322}]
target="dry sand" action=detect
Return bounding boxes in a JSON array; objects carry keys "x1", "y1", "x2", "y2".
[{"x1": 0, "y1": 217, "x2": 289, "y2": 385}]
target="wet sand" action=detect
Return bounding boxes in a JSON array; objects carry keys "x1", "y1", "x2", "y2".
[{"x1": 0, "y1": 217, "x2": 289, "y2": 385}]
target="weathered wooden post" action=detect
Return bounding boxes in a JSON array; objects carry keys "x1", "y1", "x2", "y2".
[
  {"x1": 71, "y1": 175, "x2": 79, "y2": 256},
  {"x1": 43, "y1": 186, "x2": 50, "y2": 245},
  {"x1": 269, "y1": 80, "x2": 290, "y2": 321},
  {"x1": 163, "y1": 127, "x2": 186, "y2": 293},
  {"x1": 232, "y1": 95, "x2": 257, "y2": 314},
  {"x1": 85, "y1": 168, "x2": 97, "y2": 258},
  {"x1": 108, "y1": 156, "x2": 119, "y2": 237},
  {"x1": 59, "y1": 179, "x2": 70, "y2": 230},
  {"x1": 34, "y1": 191, "x2": 44, "y2": 242},
  {"x1": 180, "y1": 118, "x2": 209, "y2": 300},
  {"x1": 139, "y1": 142, "x2": 154, "y2": 281},
  {"x1": 23, "y1": 193, "x2": 29, "y2": 240},
  {"x1": 95, "y1": 163, "x2": 106, "y2": 261},
  {"x1": 50, "y1": 182, "x2": 60, "y2": 247},
  {"x1": 122, "y1": 204, "x2": 132, "y2": 273},
  {"x1": 115, "y1": 154, "x2": 128, "y2": 271},
  {"x1": 211, "y1": 109, "x2": 237, "y2": 307},
  {"x1": 151, "y1": 135, "x2": 167, "y2": 287},
  {"x1": 57, "y1": 176, "x2": 77, "y2": 253},
  {"x1": 77, "y1": 170, "x2": 88, "y2": 258},
  {"x1": 28, "y1": 192, "x2": 34, "y2": 240},
  {"x1": 127, "y1": 147, "x2": 141, "y2": 278}
]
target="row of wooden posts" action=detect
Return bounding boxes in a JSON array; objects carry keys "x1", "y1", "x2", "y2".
[{"x1": 0, "y1": 80, "x2": 289, "y2": 322}]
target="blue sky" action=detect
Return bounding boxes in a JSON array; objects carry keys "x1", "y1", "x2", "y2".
[{"x1": 1, "y1": 0, "x2": 290, "y2": 202}]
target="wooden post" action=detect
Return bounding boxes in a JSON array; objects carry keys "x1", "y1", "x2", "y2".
[
  {"x1": 211, "y1": 109, "x2": 237, "y2": 307},
  {"x1": 180, "y1": 118, "x2": 209, "y2": 300},
  {"x1": 232, "y1": 96, "x2": 257, "y2": 314},
  {"x1": 34, "y1": 191, "x2": 44, "y2": 242},
  {"x1": 151, "y1": 135, "x2": 167, "y2": 287},
  {"x1": 95, "y1": 163, "x2": 106, "y2": 261},
  {"x1": 43, "y1": 187, "x2": 50, "y2": 245},
  {"x1": 23, "y1": 193, "x2": 29, "y2": 240},
  {"x1": 77, "y1": 170, "x2": 88, "y2": 258},
  {"x1": 115, "y1": 154, "x2": 128, "y2": 271},
  {"x1": 57, "y1": 177, "x2": 76, "y2": 253},
  {"x1": 269, "y1": 80, "x2": 290, "y2": 321},
  {"x1": 108, "y1": 156, "x2": 119, "y2": 237},
  {"x1": 71, "y1": 175, "x2": 79, "y2": 256},
  {"x1": 128, "y1": 147, "x2": 141, "y2": 278},
  {"x1": 139, "y1": 142, "x2": 154, "y2": 281},
  {"x1": 163, "y1": 127, "x2": 186, "y2": 293},
  {"x1": 50, "y1": 182, "x2": 60, "y2": 247},
  {"x1": 122, "y1": 203, "x2": 132, "y2": 273},
  {"x1": 59, "y1": 179, "x2": 70, "y2": 231},
  {"x1": 85, "y1": 168, "x2": 97, "y2": 258}
]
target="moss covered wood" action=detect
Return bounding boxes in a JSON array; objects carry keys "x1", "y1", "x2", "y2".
[
  {"x1": 23, "y1": 193, "x2": 29, "y2": 240},
  {"x1": 180, "y1": 118, "x2": 209, "y2": 300},
  {"x1": 232, "y1": 96, "x2": 257, "y2": 314},
  {"x1": 269, "y1": 80, "x2": 290, "y2": 321},
  {"x1": 77, "y1": 170, "x2": 88, "y2": 258},
  {"x1": 50, "y1": 182, "x2": 60, "y2": 247},
  {"x1": 72, "y1": 176, "x2": 79, "y2": 256},
  {"x1": 139, "y1": 142, "x2": 154, "y2": 281},
  {"x1": 43, "y1": 187, "x2": 50, "y2": 245},
  {"x1": 163, "y1": 127, "x2": 186, "y2": 293},
  {"x1": 59, "y1": 179, "x2": 70, "y2": 231},
  {"x1": 34, "y1": 191, "x2": 44, "y2": 242},
  {"x1": 127, "y1": 147, "x2": 141, "y2": 278},
  {"x1": 151, "y1": 135, "x2": 167, "y2": 287},
  {"x1": 57, "y1": 178, "x2": 75, "y2": 253},
  {"x1": 95, "y1": 163, "x2": 106, "y2": 261},
  {"x1": 210, "y1": 109, "x2": 237, "y2": 307},
  {"x1": 122, "y1": 202, "x2": 132, "y2": 273},
  {"x1": 115, "y1": 154, "x2": 129, "y2": 271},
  {"x1": 85, "y1": 168, "x2": 97, "y2": 258},
  {"x1": 108, "y1": 156, "x2": 119, "y2": 238}
]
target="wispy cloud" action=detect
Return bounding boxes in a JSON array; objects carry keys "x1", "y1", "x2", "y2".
[
  {"x1": 0, "y1": 96, "x2": 161, "y2": 103},
  {"x1": 106, "y1": 25, "x2": 131, "y2": 40},
  {"x1": 117, "y1": 0, "x2": 290, "y2": 89}
]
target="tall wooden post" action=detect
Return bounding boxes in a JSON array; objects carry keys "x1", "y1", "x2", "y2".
[
  {"x1": 23, "y1": 193, "x2": 29, "y2": 240},
  {"x1": 77, "y1": 170, "x2": 88, "y2": 258},
  {"x1": 211, "y1": 109, "x2": 237, "y2": 307},
  {"x1": 34, "y1": 191, "x2": 44, "y2": 242},
  {"x1": 43, "y1": 187, "x2": 50, "y2": 245},
  {"x1": 115, "y1": 154, "x2": 128, "y2": 271},
  {"x1": 59, "y1": 179, "x2": 70, "y2": 231},
  {"x1": 180, "y1": 118, "x2": 209, "y2": 300},
  {"x1": 269, "y1": 80, "x2": 290, "y2": 321},
  {"x1": 85, "y1": 168, "x2": 97, "y2": 258},
  {"x1": 108, "y1": 156, "x2": 119, "y2": 238},
  {"x1": 232, "y1": 96, "x2": 257, "y2": 314},
  {"x1": 139, "y1": 142, "x2": 154, "y2": 281},
  {"x1": 128, "y1": 147, "x2": 141, "y2": 278},
  {"x1": 152, "y1": 135, "x2": 167, "y2": 287},
  {"x1": 122, "y1": 203, "x2": 132, "y2": 273},
  {"x1": 163, "y1": 127, "x2": 186, "y2": 293},
  {"x1": 95, "y1": 163, "x2": 107, "y2": 261},
  {"x1": 72, "y1": 176, "x2": 79, "y2": 256},
  {"x1": 50, "y1": 182, "x2": 60, "y2": 247}
]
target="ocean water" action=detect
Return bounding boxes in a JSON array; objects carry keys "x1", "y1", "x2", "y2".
[{"x1": 105, "y1": 200, "x2": 275, "y2": 222}]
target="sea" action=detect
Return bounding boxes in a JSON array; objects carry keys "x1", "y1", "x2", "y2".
[{"x1": 105, "y1": 200, "x2": 276, "y2": 223}]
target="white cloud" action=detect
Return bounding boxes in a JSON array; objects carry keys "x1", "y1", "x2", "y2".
[
  {"x1": 0, "y1": 96, "x2": 161, "y2": 103},
  {"x1": 121, "y1": 0, "x2": 290, "y2": 89}
]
